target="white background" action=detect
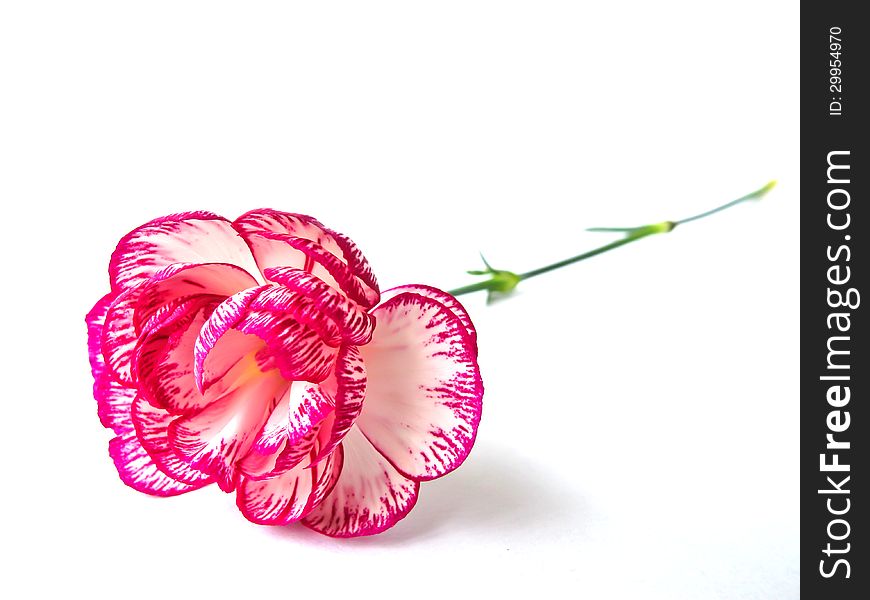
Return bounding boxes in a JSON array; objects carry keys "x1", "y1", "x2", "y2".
[{"x1": 1, "y1": 2, "x2": 799, "y2": 599}]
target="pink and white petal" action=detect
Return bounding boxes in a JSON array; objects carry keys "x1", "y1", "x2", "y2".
[
  {"x1": 355, "y1": 293, "x2": 483, "y2": 481},
  {"x1": 100, "y1": 286, "x2": 141, "y2": 385},
  {"x1": 328, "y1": 229, "x2": 379, "y2": 305},
  {"x1": 238, "y1": 438, "x2": 287, "y2": 479},
  {"x1": 94, "y1": 374, "x2": 137, "y2": 435},
  {"x1": 193, "y1": 285, "x2": 339, "y2": 392},
  {"x1": 248, "y1": 380, "x2": 332, "y2": 457},
  {"x1": 243, "y1": 231, "x2": 373, "y2": 308},
  {"x1": 168, "y1": 371, "x2": 288, "y2": 492},
  {"x1": 250, "y1": 284, "x2": 342, "y2": 347},
  {"x1": 237, "y1": 309, "x2": 339, "y2": 384},
  {"x1": 234, "y1": 210, "x2": 332, "y2": 246},
  {"x1": 301, "y1": 426, "x2": 418, "y2": 537},
  {"x1": 109, "y1": 429, "x2": 203, "y2": 497},
  {"x1": 378, "y1": 284, "x2": 477, "y2": 352},
  {"x1": 311, "y1": 345, "x2": 366, "y2": 465},
  {"x1": 132, "y1": 262, "x2": 259, "y2": 332},
  {"x1": 134, "y1": 297, "x2": 218, "y2": 414},
  {"x1": 236, "y1": 439, "x2": 342, "y2": 526},
  {"x1": 234, "y1": 210, "x2": 380, "y2": 306},
  {"x1": 250, "y1": 388, "x2": 291, "y2": 455},
  {"x1": 194, "y1": 286, "x2": 269, "y2": 393},
  {"x1": 101, "y1": 263, "x2": 256, "y2": 386},
  {"x1": 264, "y1": 267, "x2": 374, "y2": 345},
  {"x1": 109, "y1": 212, "x2": 261, "y2": 292},
  {"x1": 305, "y1": 440, "x2": 343, "y2": 513},
  {"x1": 87, "y1": 293, "x2": 138, "y2": 433},
  {"x1": 131, "y1": 396, "x2": 212, "y2": 486},
  {"x1": 283, "y1": 381, "x2": 333, "y2": 448},
  {"x1": 86, "y1": 292, "x2": 115, "y2": 378},
  {"x1": 271, "y1": 416, "x2": 326, "y2": 474}
]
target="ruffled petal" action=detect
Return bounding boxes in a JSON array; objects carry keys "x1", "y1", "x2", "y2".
[
  {"x1": 100, "y1": 286, "x2": 140, "y2": 386},
  {"x1": 168, "y1": 370, "x2": 289, "y2": 492},
  {"x1": 302, "y1": 426, "x2": 418, "y2": 537},
  {"x1": 271, "y1": 418, "x2": 326, "y2": 475},
  {"x1": 193, "y1": 286, "x2": 267, "y2": 393},
  {"x1": 278, "y1": 381, "x2": 332, "y2": 450},
  {"x1": 243, "y1": 379, "x2": 334, "y2": 466},
  {"x1": 236, "y1": 426, "x2": 342, "y2": 526},
  {"x1": 235, "y1": 309, "x2": 339, "y2": 385},
  {"x1": 264, "y1": 267, "x2": 374, "y2": 345},
  {"x1": 132, "y1": 262, "x2": 259, "y2": 333},
  {"x1": 100, "y1": 383, "x2": 205, "y2": 496},
  {"x1": 195, "y1": 285, "x2": 340, "y2": 389},
  {"x1": 109, "y1": 212, "x2": 261, "y2": 292},
  {"x1": 233, "y1": 210, "x2": 379, "y2": 307},
  {"x1": 311, "y1": 345, "x2": 366, "y2": 465},
  {"x1": 131, "y1": 395, "x2": 212, "y2": 486},
  {"x1": 238, "y1": 438, "x2": 287, "y2": 479},
  {"x1": 133, "y1": 297, "x2": 218, "y2": 413},
  {"x1": 355, "y1": 292, "x2": 483, "y2": 481},
  {"x1": 87, "y1": 293, "x2": 135, "y2": 433},
  {"x1": 86, "y1": 292, "x2": 115, "y2": 379},
  {"x1": 109, "y1": 428, "x2": 204, "y2": 497},
  {"x1": 378, "y1": 284, "x2": 477, "y2": 352},
  {"x1": 243, "y1": 232, "x2": 375, "y2": 308},
  {"x1": 102, "y1": 262, "x2": 258, "y2": 385},
  {"x1": 94, "y1": 376, "x2": 138, "y2": 435}
]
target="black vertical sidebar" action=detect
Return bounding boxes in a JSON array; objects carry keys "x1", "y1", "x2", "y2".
[{"x1": 802, "y1": 2, "x2": 868, "y2": 598}]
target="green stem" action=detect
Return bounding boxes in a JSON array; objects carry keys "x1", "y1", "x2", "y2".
[
  {"x1": 518, "y1": 221, "x2": 673, "y2": 281},
  {"x1": 447, "y1": 180, "x2": 776, "y2": 298},
  {"x1": 445, "y1": 280, "x2": 499, "y2": 296},
  {"x1": 673, "y1": 179, "x2": 777, "y2": 226}
]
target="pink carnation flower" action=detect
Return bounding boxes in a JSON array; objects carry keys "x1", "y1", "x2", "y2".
[{"x1": 86, "y1": 210, "x2": 483, "y2": 537}]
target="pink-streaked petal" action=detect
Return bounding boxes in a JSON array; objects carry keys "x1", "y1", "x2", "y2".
[
  {"x1": 133, "y1": 297, "x2": 218, "y2": 413},
  {"x1": 101, "y1": 263, "x2": 257, "y2": 385},
  {"x1": 131, "y1": 396, "x2": 213, "y2": 486},
  {"x1": 282, "y1": 381, "x2": 332, "y2": 449},
  {"x1": 109, "y1": 429, "x2": 203, "y2": 497},
  {"x1": 194, "y1": 285, "x2": 341, "y2": 390},
  {"x1": 244, "y1": 231, "x2": 374, "y2": 308},
  {"x1": 194, "y1": 286, "x2": 268, "y2": 393},
  {"x1": 234, "y1": 209, "x2": 379, "y2": 307},
  {"x1": 312, "y1": 345, "x2": 366, "y2": 465},
  {"x1": 302, "y1": 426, "x2": 418, "y2": 537},
  {"x1": 100, "y1": 286, "x2": 140, "y2": 385},
  {"x1": 247, "y1": 380, "x2": 333, "y2": 460},
  {"x1": 250, "y1": 389, "x2": 291, "y2": 455},
  {"x1": 264, "y1": 267, "x2": 374, "y2": 345},
  {"x1": 378, "y1": 284, "x2": 477, "y2": 352},
  {"x1": 237, "y1": 308, "x2": 339, "y2": 384},
  {"x1": 86, "y1": 292, "x2": 115, "y2": 379},
  {"x1": 250, "y1": 284, "x2": 343, "y2": 347},
  {"x1": 244, "y1": 412, "x2": 334, "y2": 480},
  {"x1": 109, "y1": 212, "x2": 261, "y2": 292},
  {"x1": 272, "y1": 417, "x2": 326, "y2": 474},
  {"x1": 328, "y1": 229, "x2": 379, "y2": 306},
  {"x1": 132, "y1": 262, "x2": 259, "y2": 333},
  {"x1": 306, "y1": 434, "x2": 343, "y2": 512},
  {"x1": 355, "y1": 293, "x2": 483, "y2": 481},
  {"x1": 87, "y1": 293, "x2": 137, "y2": 433},
  {"x1": 236, "y1": 437, "x2": 342, "y2": 526},
  {"x1": 94, "y1": 375, "x2": 137, "y2": 435},
  {"x1": 168, "y1": 371, "x2": 289, "y2": 492},
  {"x1": 233, "y1": 210, "x2": 334, "y2": 249},
  {"x1": 238, "y1": 438, "x2": 287, "y2": 479}
]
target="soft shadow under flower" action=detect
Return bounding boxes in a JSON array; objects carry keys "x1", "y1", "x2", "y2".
[{"x1": 265, "y1": 440, "x2": 584, "y2": 547}]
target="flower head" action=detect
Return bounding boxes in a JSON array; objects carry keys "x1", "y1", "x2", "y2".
[{"x1": 86, "y1": 210, "x2": 482, "y2": 537}]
